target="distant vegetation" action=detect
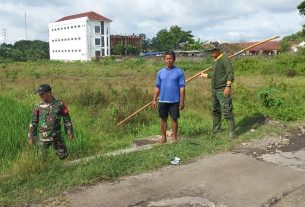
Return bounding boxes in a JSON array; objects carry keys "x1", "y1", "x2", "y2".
[{"x1": 0, "y1": 40, "x2": 49, "y2": 62}]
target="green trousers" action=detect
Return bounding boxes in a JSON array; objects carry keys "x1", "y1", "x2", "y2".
[{"x1": 211, "y1": 88, "x2": 235, "y2": 136}]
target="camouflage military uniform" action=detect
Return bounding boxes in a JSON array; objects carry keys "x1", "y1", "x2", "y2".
[{"x1": 28, "y1": 98, "x2": 73, "y2": 160}]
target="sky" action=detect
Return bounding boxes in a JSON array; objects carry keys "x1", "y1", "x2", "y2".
[{"x1": 0, "y1": 0, "x2": 304, "y2": 44}]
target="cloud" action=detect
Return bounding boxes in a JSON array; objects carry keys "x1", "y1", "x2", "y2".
[{"x1": 0, "y1": 0, "x2": 303, "y2": 43}]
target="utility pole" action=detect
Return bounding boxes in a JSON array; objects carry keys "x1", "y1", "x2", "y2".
[
  {"x1": 2, "y1": 29, "x2": 6, "y2": 44},
  {"x1": 25, "y1": 11, "x2": 27, "y2": 40}
]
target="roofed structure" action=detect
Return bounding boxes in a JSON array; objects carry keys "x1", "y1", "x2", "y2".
[
  {"x1": 222, "y1": 41, "x2": 280, "y2": 56},
  {"x1": 56, "y1": 11, "x2": 112, "y2": 22}
]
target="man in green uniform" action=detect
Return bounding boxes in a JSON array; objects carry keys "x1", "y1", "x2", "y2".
[
  {"x1": 28, "y1": 84, "x2": 74, "y2": 160},
  {"x1": 200, "y1": 43, "x2": 236, "y2": 138}
]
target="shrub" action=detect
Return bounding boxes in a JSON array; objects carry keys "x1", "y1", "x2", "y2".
[{"x1": 258, "y1": 87, "x2": 284, "y2": 108}]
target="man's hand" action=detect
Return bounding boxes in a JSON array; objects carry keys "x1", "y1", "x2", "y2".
[
  {"x1": 179, "y1": 101, "x2": 185, "y2": 110},
  {"x1": 68, "y1": 134, "x2": 74, "y2": 141},
  {"x1": 199, "y1": 72, "x2": 208, "y2": 78},
  {"x1": 67, "y1": 134, "x2": 74, "y2": 141},
  {"x1": 224, "y1": 86, "x2": 231, "y2": 96},
  {"x1": 28, "y1": 138, "x2": 34, "y2": 145},
  {"x1": 152, "y1": 100, "x2": 157, "y2": 109}
]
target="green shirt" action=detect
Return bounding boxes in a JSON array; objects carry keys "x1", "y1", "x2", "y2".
[{"x1": 207, "y1": 54, "x2": 234, "y2": 89}]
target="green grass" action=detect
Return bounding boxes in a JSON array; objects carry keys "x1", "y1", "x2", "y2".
[{"x1": 1, "y1": 52, "x2": 305, "y2": 205}]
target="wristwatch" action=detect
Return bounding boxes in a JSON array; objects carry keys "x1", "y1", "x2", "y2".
[{"x1": 226, "y1": 84, "x2": 231, "y2": 88}]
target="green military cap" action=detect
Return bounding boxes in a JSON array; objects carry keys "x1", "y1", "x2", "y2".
[{"x1": 207, "y1": 41, "x2": 222, "y2": 51}]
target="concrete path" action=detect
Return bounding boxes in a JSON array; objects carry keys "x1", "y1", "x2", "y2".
[
  {"x1": 41, "y1": 152, "x2": 305, "y2": 207},
  {"x1": 38, "y1": 127, "x2": 305, "y2": 207}
]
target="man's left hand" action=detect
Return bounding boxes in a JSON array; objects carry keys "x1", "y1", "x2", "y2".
[
  {"x1": 224, "y1": 86, "x2": 231, "y2": 96},
  {"x1": 68, "y1": 134, "x2": 74, "y2": 141},
  {"x1": 179, "y1": 102, "x2": 185, "y2": 110}
]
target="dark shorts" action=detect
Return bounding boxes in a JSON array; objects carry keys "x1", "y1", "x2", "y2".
[{"x1": 158, "y1": 102, "x2": 180, "y2": 119}]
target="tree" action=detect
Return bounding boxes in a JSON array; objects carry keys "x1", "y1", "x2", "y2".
[
  {"x1": 182, "y1": 38, "x2": 206, "y2": 50},
  {"x1": 139, "y1": 33, "x2": 151, "y2": 52},
  {"x1": 151, "y1": 25, "x2": 194, "y2": 51},
  {"x1": 14, "y1": 40, "x2": 49, "y2": 60},
  {"x1": 112, "y1": 43, "x2": 140, "y2": 56},
  {"x1": 298, "y1": 1, "x2": 305, "y2": 16}
]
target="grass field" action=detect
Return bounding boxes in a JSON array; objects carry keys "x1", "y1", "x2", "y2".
[{"x1": 1, "y1": 52, "x2": 305, "y2": 205}]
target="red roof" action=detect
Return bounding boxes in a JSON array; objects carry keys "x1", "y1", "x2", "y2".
[
  {"x1": 56, "y1": 11, "x2": 112, "y2": 22},
  {"x1": 224, "y1": 41, "x2": 279, "y2": 52}
]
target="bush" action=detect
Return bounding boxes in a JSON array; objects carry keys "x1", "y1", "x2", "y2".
[
  {"x1": 77, "y1": 86, "x2": 109, "y2": 107},
  {"x1": 258, "y1": 87, "x2": 284, "y2": 108}
]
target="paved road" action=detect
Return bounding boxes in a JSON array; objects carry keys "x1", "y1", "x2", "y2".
[{"x1": 41, "y1": 152, "x2": 305, "y2": 207}]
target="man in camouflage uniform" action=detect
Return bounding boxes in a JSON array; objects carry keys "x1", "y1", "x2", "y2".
[
  {"x1": 28, "y1": 84, "x2": 74, "y2": 160},
  {"x1": 200, "y1": 43, "x2": 236, "y2": 138}
]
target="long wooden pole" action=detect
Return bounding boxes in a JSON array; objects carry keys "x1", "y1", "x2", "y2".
[{"x1": 117, "y1": 35, "x2": 280, "y2": 126}]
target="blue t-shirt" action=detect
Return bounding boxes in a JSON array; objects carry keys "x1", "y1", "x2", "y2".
[{"x1": 155, "y1": 66, "x2": 185, "y2": 103}]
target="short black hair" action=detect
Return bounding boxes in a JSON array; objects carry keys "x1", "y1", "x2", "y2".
[{"x1": 164, "y1": 51, "x2": 176, "y2": 60}]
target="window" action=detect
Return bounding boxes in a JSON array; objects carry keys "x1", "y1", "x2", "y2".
[
  {"x1": 95, "y1": 38, "x2": 101, "y2": 45},
  {"x1": 101, "y1": 22, "x2": 104, "y2": 35},
  {"x1": 95, "y1": 26, "x2": 100, "y2": 33},
  {"x1": 101, "y1": 37, "x2": 104, "y2": 47},
  {"x1": 102, "y1": 49, "x2": 105, "y2": 56}
]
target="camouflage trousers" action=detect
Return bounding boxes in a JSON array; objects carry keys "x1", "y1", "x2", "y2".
[
  {"x1": 211, "y1": 88, "x2": 234, "y2": 121},
  {"x1": 38, "y1": 136, "x2": 68, "y2": 160}
]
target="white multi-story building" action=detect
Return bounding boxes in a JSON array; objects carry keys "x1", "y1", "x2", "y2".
[{"x1": 48, "y1": 11, "x2": 112, "y2": 61}]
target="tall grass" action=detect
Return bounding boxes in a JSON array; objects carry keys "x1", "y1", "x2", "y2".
[
  {"x1": 1, "y1": 52, "x2": 305, "y2": 205},
  {"x1": 0, "y1": 97, "x2": 31, "y2": 169}
]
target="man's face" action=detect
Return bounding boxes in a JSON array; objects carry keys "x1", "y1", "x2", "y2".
[
  {"x1": 39, "y1": 91, "x2": 52, "y2": 102},
  {"x1": 211, "y1": 50, "x2": 221, "y2": 59},
  {"x1": 164, "y1": 54, "x2": 175, "y2": 68}
]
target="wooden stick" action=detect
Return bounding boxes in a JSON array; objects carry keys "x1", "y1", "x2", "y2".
[{"x1": 117, "y1": 35, "x2": 280, "y2": 126}]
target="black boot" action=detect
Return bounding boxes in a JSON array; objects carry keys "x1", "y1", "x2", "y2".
[
  {"x1": 227, "y1": 120, "x2": 236, "y2": 139},
  {"x1": 213, "y1": 116, "x2": 221, "y2": 134}
]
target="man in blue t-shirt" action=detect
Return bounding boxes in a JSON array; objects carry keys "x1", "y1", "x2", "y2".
[{"x1": 152, "y1": 51, "x2": 186, "y2": 143}]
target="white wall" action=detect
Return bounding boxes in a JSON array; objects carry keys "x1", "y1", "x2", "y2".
[{"x1": 49, "y1": 17, "x2": 111, "y2": 61}]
